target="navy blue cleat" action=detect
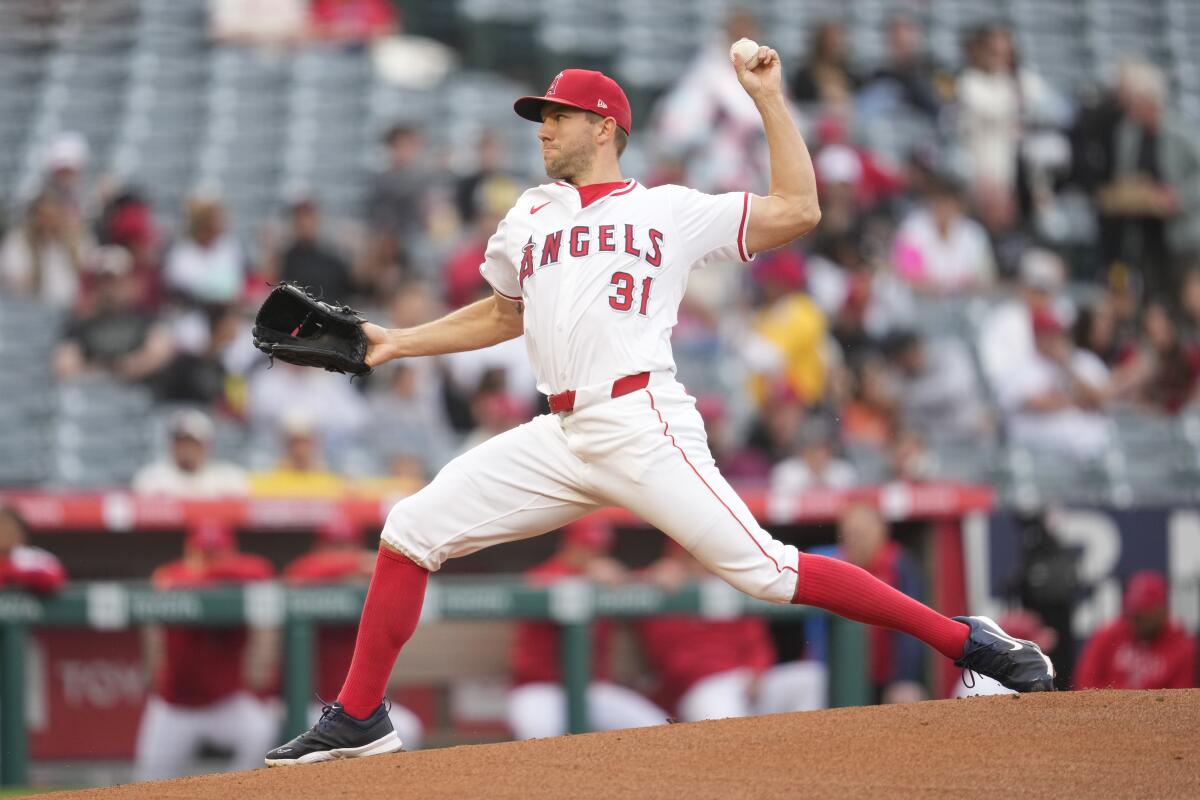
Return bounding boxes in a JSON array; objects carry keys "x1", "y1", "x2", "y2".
[
  {"x1": 265, "y1": 702, "x2": 402, "y2": 766},
  {"x1": 954, "y1": 615, "x2": 1056, "y2": 693}
]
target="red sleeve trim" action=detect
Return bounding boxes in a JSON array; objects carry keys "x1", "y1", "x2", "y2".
[{"x1": 737, "y1": 192, "x2": 751, "y2": 262}]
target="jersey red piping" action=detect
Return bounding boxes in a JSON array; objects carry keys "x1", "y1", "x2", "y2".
[
  {"x1": 645, "y1": 389, "x2": 798, "y2": 576},
  {"x1": 736, "y1": 192, "x2": 751, "y2": 262}
]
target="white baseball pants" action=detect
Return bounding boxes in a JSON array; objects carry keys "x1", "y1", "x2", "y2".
[
  {"x1": 133, "y1": 692, "x2": 279, "y2": 781},
  {"x1": 382, "y1": 378, "x2": 801, "y2": 604},
  {"x1": 676, "y1": 661, "x2": 829, "y2": 723},
  {"x1": 506, "y1": 681, "x2": 667, "y2": 739}
]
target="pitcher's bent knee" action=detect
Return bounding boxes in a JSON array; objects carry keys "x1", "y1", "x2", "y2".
[{"x1": 380, "y1": 496, "x2": 441, "y2": 572}]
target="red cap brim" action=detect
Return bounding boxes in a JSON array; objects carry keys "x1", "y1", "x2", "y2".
[
  {"x1": 514, "y1": 95, "x2": 589, "y2": 123},
  {"x1": 514, "y1": 95, "x2": 630, "y2": 134}
]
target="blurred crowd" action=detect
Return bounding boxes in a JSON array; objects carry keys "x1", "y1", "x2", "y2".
[{"x1": 4, "y1": 5, "x2": 1200, "y2": 501}]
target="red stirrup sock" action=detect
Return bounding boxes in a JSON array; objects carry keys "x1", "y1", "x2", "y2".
[
  {"x1": 337, "y1": 546, "x2": 429, "y2": 719},
  {"x1": 792, "y1": 553, "x2": 969, "y2": 660}
]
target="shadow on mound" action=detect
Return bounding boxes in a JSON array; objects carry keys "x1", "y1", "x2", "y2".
[{"x1": 53, "y1": 690, "x2": 1200, "y2": 800}]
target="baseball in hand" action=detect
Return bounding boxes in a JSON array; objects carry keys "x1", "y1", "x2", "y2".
[{"x1": 730, "y1": 37, "x2": 761, "y2": 70}]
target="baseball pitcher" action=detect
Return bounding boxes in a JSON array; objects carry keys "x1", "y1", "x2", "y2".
[{"x1": 265, "y1": 45, "x2": 1054, "y2": 766}]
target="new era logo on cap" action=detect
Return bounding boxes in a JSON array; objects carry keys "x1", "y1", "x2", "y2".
[{"x1": 513, "y1": 69, "x2": 632, "y2": 134}]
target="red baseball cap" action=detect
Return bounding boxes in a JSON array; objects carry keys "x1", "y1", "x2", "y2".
[
  {"x1": 1124, "y1": 570, "x2": 1168, "y2": 616},
  {"x1": 186, "y1": 518, "x2": 235, "y2": 553},
  {"x1": 562, "y1": 516, "x2": 614, "y2": 552},
  {"x1": 514, "y1": 69, "x2": 632, "y2": 135}
]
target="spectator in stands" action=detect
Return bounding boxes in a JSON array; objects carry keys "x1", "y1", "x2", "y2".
[
  {"x1": 164, "y1": 195, "x2": 247, "y2": 306},
  {"x1": 1072, "y1": 298, "x2": 1123, "y2": 367},
  {"x1": 790, "y1": 21, "x2": 860, "y2": 105},
  {"x1": 636, "y1": 543, "x2": 826, "y2": 722},
  {"x1": 54, "y1": 245, "x2": 173, "y2": 382},
  {"x1": 886, "y1": 329, "x2": 990, "y2": 440},
  {"x1": 1075, "y1": 570, "x2": 1196, "y2": 690},
  {"x1": 841, "y1": 356, "x2": 897, "y2": 449},
  {"x1": 440, "y1": 301, "x2": 539, "y2": 423},
  {"x1": 652, "y1": 8, "x2": 774, "y2": 193},
  {"x1": 152, "y1": 304, "x2": 241, "y2": 408},
  {"x1": 695, "y1": 394, "x2": 770, "y2": 483},
  {"x1": 1092, "y1": 58, "x2": 1200, "y2": 301},
  {"x1": 459, "y1": 387, "x2": 526, "y2": 454},
  {"x1": 769, "y1": 415, "x2": 858, "y2": 498},
  {"x1": 745, "y1": 385, "x2": 807, "y2": 466},
  {"x1": 806, "y1": 503, "x2": 927, "y2": 704},
  {"x1": 975, "y1": 181, "x2": 1034, "y2": 282},
  {"x1": 96, "y1": 188, "x2": 161, "y2": 311},
  {"x1": 133, "y1": 409, "x2": 249, "y2": 497},
  {"x1": 366, "y1": 125, "x2": 433, "y2": 282},
  {"x1": 857, "y1": 13, "x2": 946, "y2": 120},
  {"x1": 747, "y1": 249, "x2": 829, "y2": 407},
  {"x1": 0, "y1": 505, "x2": 66, "y2": 595},
  {"x1": 40, "y1": 131, "x2": 90, "y2": 224},
  {"x1": 1180, "y1": 267, "x2": 1200, "y2": 344},
  {"x1": 506, "y1": 518, "x2": 666, "y2": 739},
  {"x1": 455, "y1": 131, "x2": 520, "y2": 225},
  {"x1": 0, "y1": 192, "x2": 88, "y2": 309},
  {"x1": 275, "y1": 197, "x2": 356, "y2": 304},
  {"x1": 247, "y1": 361, "x2": 369, "y2": 448},
  {"x1": 443, "y1": 175, "x2": 520, "y2": 308},
  {"x1": 887, "y1": 428, "x2": 935, "y2": 483},
  {"x1": 134, "y1": 520, "x2": 278, "y2": 780},
  {"x1": 955, "y1": 24, "x2": 1065, "y2": 198},
  {"x1": 978, "y1": 248, "x2": 1071, "y2": 394},
  {"x1": 999, "y1": 305, "x2": 1112, "y2": 460},
  {"x1": 368, "y1": 362, "x2": 456, "y2": 476},
  {"x1": 807, "y1": 227, "x2": 915, "y2": 357},
  {"x1": 309, "y1": 0, "x2": 397, "y2": 44},
  {"x1": 210, "y1": 0, "x2": 307, "y2": 46},
  {"x1": 890, "y1": 173, "x2": 996, "y2": 293},
  {"x1": 1104, "y1": 262, "x2": 1144, "y2": 349},
  {"x1": 285, "y1": 515, "x2": 423, "y2": 748},
  {"x1": 1112, "y1": 302, "x2": 1200, "y2": 414},
  {"x1": 249, "y1": 413, "x2": 345, "y2": 498}
]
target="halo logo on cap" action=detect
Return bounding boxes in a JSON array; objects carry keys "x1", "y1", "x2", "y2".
[{"x1": 547, "y1": 72, "x2": 564, "y2": 96}]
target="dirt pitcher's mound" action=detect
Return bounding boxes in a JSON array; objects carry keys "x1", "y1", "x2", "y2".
[{"x1": 53, "y1": 690, "x2": 1200, "y2": 799}]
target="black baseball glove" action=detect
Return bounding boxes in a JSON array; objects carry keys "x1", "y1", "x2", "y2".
[{"x1": 252, "y1": 283, "x2": 372, "y2": 376}]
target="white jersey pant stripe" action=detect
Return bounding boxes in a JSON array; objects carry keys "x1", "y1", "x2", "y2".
[{"x1": 382, "y1": 379, "x2": 800, "y2": 604}]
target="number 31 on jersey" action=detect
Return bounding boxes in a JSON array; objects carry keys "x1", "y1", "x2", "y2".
[{"x1": 609, "y1": 272, "x2": 653, "y2": 315}]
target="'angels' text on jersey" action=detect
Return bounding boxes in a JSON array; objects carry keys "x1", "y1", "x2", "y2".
[{"x1": 480, "y1": 180, "x2": 753, "y2": 395}]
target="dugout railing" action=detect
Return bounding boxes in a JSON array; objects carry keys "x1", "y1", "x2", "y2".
[{"x1": 0, "y1": 579, "x2": 867, "y2": 787}]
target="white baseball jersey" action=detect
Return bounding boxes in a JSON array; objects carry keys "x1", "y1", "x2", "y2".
[
  {"x1": 383, "y1": 176, "x2": 801, "y2": 612},
  {"x1": 479, "y1": 180, "x2": 753, "y2": 395}
]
